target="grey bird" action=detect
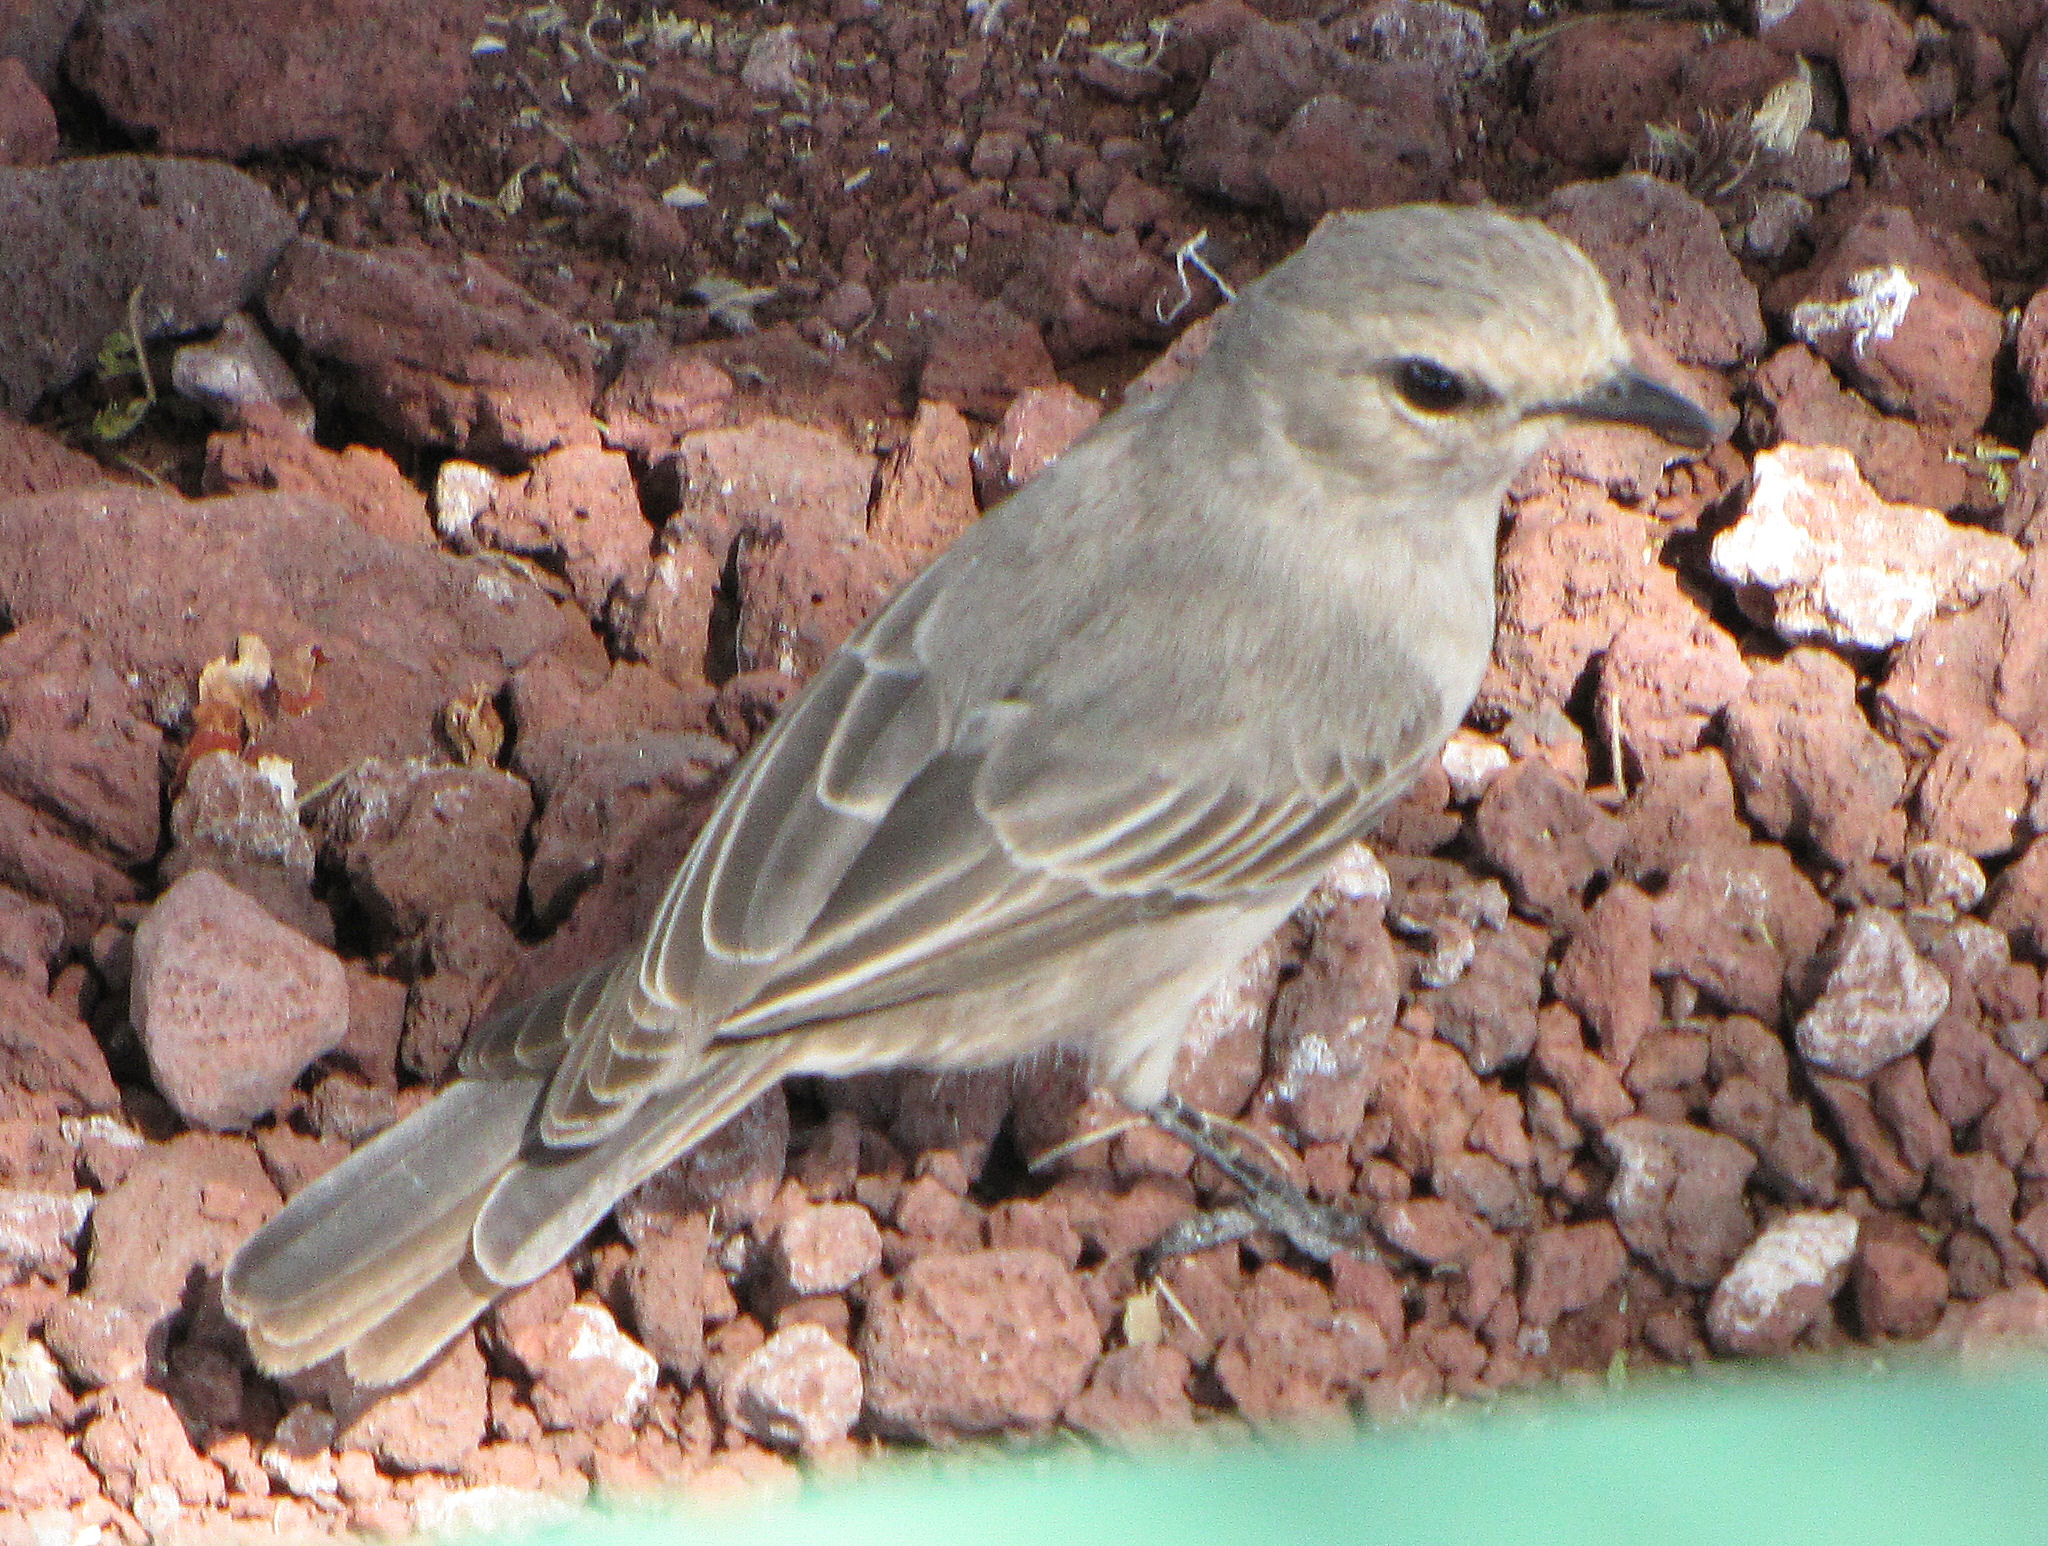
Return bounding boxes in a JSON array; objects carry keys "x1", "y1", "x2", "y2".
[{"x1": 224, "y1": 204, "x2": 1718, "y2": 1386}]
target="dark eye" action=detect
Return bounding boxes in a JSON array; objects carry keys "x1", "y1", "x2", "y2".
[{"x1": 1391, "y1": 357, "x2": 1473, "y2": 413}]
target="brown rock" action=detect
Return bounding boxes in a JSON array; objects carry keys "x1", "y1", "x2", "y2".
[
  {"x1": 0, "y1": 970, "x2": 117, "y2": 1115},
  {"x1": 1533, "y1": 1004, "x2": 1635, "y2": 1133},
  {"x1": 1259, "y1": 85, "x2": 1453, "y2": 222},
  {"x1": 401, "y1": 901, "x2": 518, "y2": 1080},
  {"x1": 204, "y1": 420, "x2": 434, "y2": 547},
  {"x1": 1761, "y1": 0, "x2": 1923, "y2": 147},
  {"x1": 69, "y1": 0, "x2": 485, "y2": 170},
  {"x1": 1851, "y1": 1232, "x2": 1949, "y2": 1338},
  {"x1": 1542, "y1": 175, "x2": 1765, "y2": 368},
  {"x1": 79, "y1": 1379, "x2": 226, "y2": 1510},
  {"x1": 1063, "y1": 1343, "x2": 1195, "y2": 1440},
  {"x1": 1433, "y1": 1150, "x2": 1531, "y2": 1230},
  {"x1": 0, "y1": 884, "x2": 63, "y2": 989},
  {"x1": 1871, "y1": 551, "x2": 2048, "y2": 759},
  {"x1": 967, "y1": 213, "x2": 1178, "y2": 362},
  {"x1": 1616, "y1": 750, "x2": 1751, "y2": 884},
  {"x1": 1605, "y1": 1118, "x2": 1757, "y2": 1286},
  {"x1": 1597, "y1": 609, "x2": 1752, "y2": 771},
  {"x1": 1377, "y1": 1197, "x2": 1494, "y2": 1270},
  {"x1": 622, "y1": 1216, "x2": 709, "y2": 1383},
  {"x1": 1425, "y1": 920, "x2": 1546, "y2": 1077},
  {"x1": 1378, "y1": 1035, "x2": 1485, "y2": 1177},
  {"x1": 1482, "y1": 471, "x2": 1694, "y2": 729},
  {"x1": 264, "y1": 238, "x2": 598, "y2": 459},
  {"x1": 1925, "y1": 1019, "x2": 2033, "y2": 1129},
  {"x1": 0, "y1": 57, "x2": 57, "y2": 167},
  {"x1": 1951, "y1": 1281, "x2": 2048, "y2": 1363},
  {"x1": 467, "y1": 446, "x2": 654, "y2": 621},
  {"x1": 734, "y1": 514, "x2": 904, "y2": 680},
  {"x1": 1471, "y1": 757, "x2": 1625, "y2": 930},
  {"x1": 1524, "y1": 20, "x2": 1696, "y2": 169},
  {"x1": 1653, "y1": 842, "x2": 1834, "y2": 1020},
  {"x1": 615, "y1": 528, "x2": 722, "y2": 692},
  {"x1": 495, "y1": 1294, "x2": 657, "y2": 1432},
  {"x1": 0, "y1": 414, "x2": 112, "y2": 500},
  {"x1": 593, "y1": 342, "x2": 734, "y2": 459},
  {"x1": 1554, "y1": 882, "x2": 1658, "y2": 1072},
  {"x1": 652, "y1": 417, "x2": 874, "y2": 568},
  {"x1": 318, "y1": 758, "x2": 532, "y2": 940},
  {"x1": 42, "y1": 1296, "x2": 151, "y2": 1388},
  {"x1": 869, "y1": 400, "x2": 979, "y2": 564},
  {"x1": 1814, "y1": 1072, "x2": 1923, "y2": 1205},
  {"x1": 161, "y1": 750, "x2": 324, "y2": 941},
  {"x1": 1914, "y1": 719, "x2": 2028, "y2": 857},
  {"x1": 0, "y1": 620, "x2": 161, "y2": 870},
  {"x1": 973, "y1": 383, "x2": 1102, "y2": 504},
  {"x1": 0, "y1": 486, "x2": 566, "y2": 790},
  {"x1": 0, "y1": 155, "x2": 294, "y2": 417},
  {"x1": 1263, "y1": 897, "x2": 1399, "y2": 1139},
  {"x1": 86, "y1": 1132, "x2": 280, "y2": 1320},
  {"x1": 1212, "y1": 1262, "x2": 1387, "y2": 1423},
  {"x1": 130, "y1": 869, "x2": 348, "y2": 1130},
  {"x1": 1777, "y1": 205, "x2": 2002, "y2": 431},
  {"x1": 1520, "y1": 1221, "x2": 1628, "y2": 1328},
  {"x1": 1750, "y1": 345, "x2": 1967, "y2": 511},
  {"x1": 877, "y1": 281, "x2": 1059, "y2": 420},
  {"x1": 859, "y1": 1249, "x2": 1098, "y2": 1442},
  {"x1": 1986, "y1": 835, "x2": 2048, "y2": 957},
  {"x1": 339, "y1": 1333, "x2": 487, "y2": 1473},
  {"x1": 1721, "y1": 648, "x2": 1907, "y2": 870},
  {"x1": 770, "y1": 1203, "x2": 883, "y2": 1299},
  {"x1": 524, "y1": 733, "x2": 728, "y2": 927}
]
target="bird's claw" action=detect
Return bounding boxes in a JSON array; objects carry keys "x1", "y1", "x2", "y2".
[{"x1": 1142, "y1": 1094, "x2": 1381, "y2": 1272}]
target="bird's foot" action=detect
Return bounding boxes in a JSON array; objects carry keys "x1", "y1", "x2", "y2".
[{"x1": 1142, "y1": 1093, "x2": 1381, "y2": 1271}]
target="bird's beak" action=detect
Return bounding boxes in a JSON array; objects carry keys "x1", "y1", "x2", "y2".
[{"x1": 1554, "y1": 369, "x2": 1723, "y2": 450}]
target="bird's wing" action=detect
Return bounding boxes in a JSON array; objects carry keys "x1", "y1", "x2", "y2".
[
  {"x1": 523, "y1": 526, "x2": 1408, "y2": 1146},
  {"x1": 702, "y1": 732, "x2": 1380, "y2": 1044}
]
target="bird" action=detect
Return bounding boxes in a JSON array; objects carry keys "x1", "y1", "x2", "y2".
[{"x1": 224, "y1": 203, "x2": 1719, "y2": 1387}]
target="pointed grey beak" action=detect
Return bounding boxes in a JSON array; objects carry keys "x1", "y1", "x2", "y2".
[{"x1": 1555, "y1": 369, "x2": 1723, "y2": 450}]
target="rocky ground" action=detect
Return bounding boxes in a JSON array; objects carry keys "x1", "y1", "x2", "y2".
[{"x1": 4, "y1": 0, "x2": 2048, "y2": 1538}]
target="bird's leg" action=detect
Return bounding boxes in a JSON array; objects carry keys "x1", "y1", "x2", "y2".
[{"x1": 1142, "y1": 1093, "x2": 1382, "y2": 1270}]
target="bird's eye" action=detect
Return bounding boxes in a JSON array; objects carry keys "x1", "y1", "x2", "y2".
[{"x1": 1390, "y1": 357, "x2": 1474, "y2": 414}]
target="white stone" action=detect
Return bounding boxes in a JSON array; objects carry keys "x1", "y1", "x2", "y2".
[
  {"x1": 1712, "y1": 444, "x2": 2022, "y2": 649},
  {"x1": 567, "y1": 1302, "x2": 657, "y2": 1422},
  {"x1": 1441, "y1": 729, "x2": 1511, "y2": 804},
  {"x1": 1707, "y1": 1209, "x2": 1859, "y2": 1352},
  {"x1": 1795, "y1": 908, "x2": 1950, "y2": 1077}
]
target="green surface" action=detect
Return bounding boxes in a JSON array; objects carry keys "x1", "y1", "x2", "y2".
[{"x1": 504, "y1": 1362, "x2": 2048, "y2": 1546}]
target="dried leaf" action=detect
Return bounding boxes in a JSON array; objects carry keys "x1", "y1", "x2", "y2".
[
  {"x1": 173, "y1": 698, "x2": 247, "y2": 790},
  {"x1": 442, "y1": 688, "x2": 506, "y2": 767},
  {"x1": 691, "y1": 275, "x2": 777, "y2": 334},
  {"x1": 274, "y1": 641, "x2": 324, "y2": 717},
  {"x1": 1121, "y1": 1285, "x2": 1164, "y2": 1348},
  {"x1": 196, "y1": 633, "x2": 274, "y2": 739},
  {"x1": 1751, "y1": 60, "x2": 1813, "y2": 157}
]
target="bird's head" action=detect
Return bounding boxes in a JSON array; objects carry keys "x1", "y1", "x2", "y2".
[{"x1": 1203, "y1": 205, "x2": 1720, "y2": 510}]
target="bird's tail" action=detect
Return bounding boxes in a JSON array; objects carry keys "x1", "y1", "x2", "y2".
[{"x1": 223, "y1": 961, "x2": 794, "y2": 1387}]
